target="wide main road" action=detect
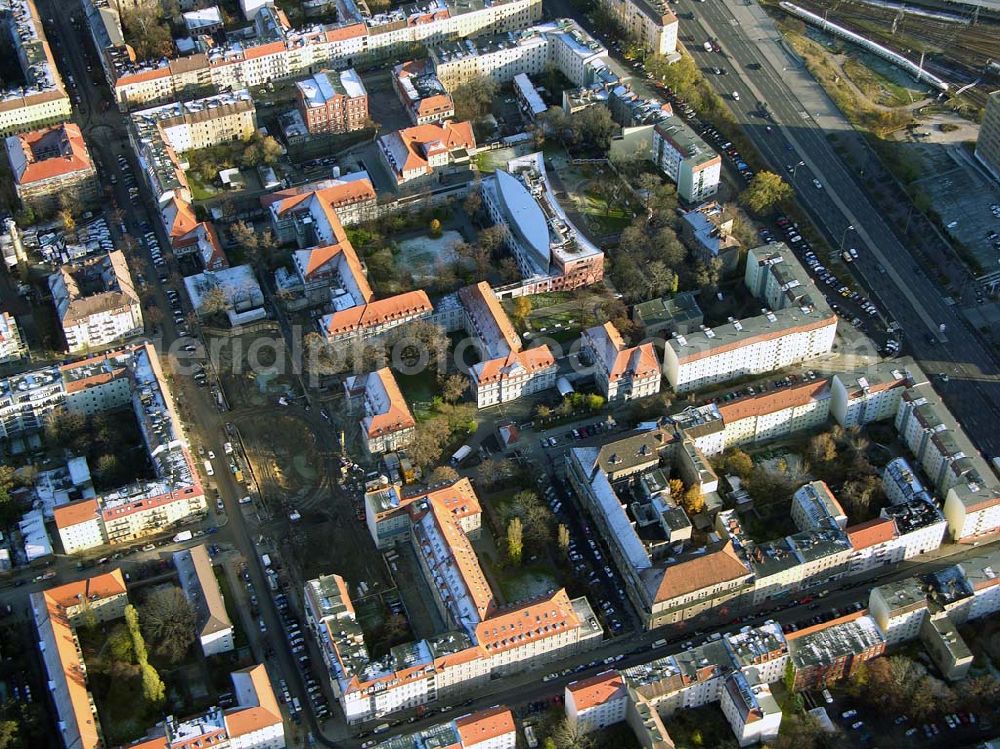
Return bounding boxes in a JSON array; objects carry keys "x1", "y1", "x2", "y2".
[{"x1": 679, "y1": 0, "x2": 1000, "y2": 456}]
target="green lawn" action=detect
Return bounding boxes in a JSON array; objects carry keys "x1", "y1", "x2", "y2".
[
  {"x1": 665, "y1": 704, "x2": 739, "y2": 749},
  {"x1": 189, "y1": 173, "x2": 220, "y2": 201},
  {"x1": 492, "y1": 561, "x2": 560, "y2": 603},
  {"x1": 396, "y1": 369, "x2": 440, "y2": 419}
]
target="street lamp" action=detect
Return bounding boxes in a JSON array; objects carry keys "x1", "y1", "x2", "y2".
[{"x1": 840, "y1": 225, "x2": 855, "y2": 252}]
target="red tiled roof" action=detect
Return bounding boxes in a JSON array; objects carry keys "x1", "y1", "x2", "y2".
[
  {"x1": 364, "y1": 368, "x2": 416, "y2": 438},
  {"x1": 567, "y1": 671, "x2": 627, "y2": 711},
  {"x1": 648, "y1": 541, "x2": 749, "y2": 604},
  {"x1": 324, "y1": 290, "x2": 432, "y2": 337},
  {"x1": 9, "y1": 123, "x2": 92, "y2": 185},
  {"x1": 718, "y1": 379, "x2": 830, "y2": 423},
  {"x1": 847, "y1": 517, "x2": 896, "y2": 550},
  {"x1": 455, "y1": 707, "x2": 516, "y2": 747}
]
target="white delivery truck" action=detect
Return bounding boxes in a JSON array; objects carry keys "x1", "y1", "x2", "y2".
[
  {"x1": 173, "y1": 530, "x2": 193, "y2": 543},
  {"x1": 203, "y1": 459, "x2": 214, "y2": 477},
  {"x1": 450, "y1": 445, "x2": 473, "y2": 465}
]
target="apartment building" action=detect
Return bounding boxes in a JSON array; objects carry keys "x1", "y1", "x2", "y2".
[
  {"x1": 786, "y1": 614, "x2": 886, "y2": 690},
  {"x1": 48, "y1": 250, "x2": 143, "y2": 353},
  {"x1": 174, "y1": 544, "x2": 235, "y2": 657},
  {"x1": 664, "y1": 244, "x2": 836, "y2": 392},
  {"x1": 791, "y1": 481, "x2": 846, "y2": 532},
  {"x1": 581, "y1": 322, "x2": 660, "y2": 403},
  {"x1": 31, "y1": 570, "x2": 129, "y2": 749},
  {"x1": 295, "y1": 69, "x2": 369, "y2": 134},
  {"x1": 868, "y1": 578, "x2": 928, "y2": 646},
  {"x1": 829, "y1": 360, "x2": 923, "y2": 428},
  {"x1": 959, "y1": 549, "x2": 1000, "y2": 622},
  {"x1": 651, "y1": 118, "x2": 721, "y2": 202},
  {"x1": 623, "y1": 639, "x2": 734, "y2": 716},
  {"x1": 722, "y1": 620, "x2": 788, "y2": 685},
  {"x1": 393, "y1": 60, "x2": 455, "y2": 125},
  {"x1": 264, "y1": 174, "x2": 378, "y2": 246},
  {"x1": 746, "y1": 528, "x2": 853, "y2": 605},
  {"x1": 595, "y1": 0, "x2": 678, "y2": 56},
  {"x1": 715, "y1": 380, "x2": 832, "y2": 450},
  {"x1": 378, "y1": 120, "x2": 475, "y2": 185},
  {"x1": 304, "y1": 479, "x2": 601, "y2": 723},
  {"x1": 459, "y1": 282, "x2": 557, "y2": 408},
  {"x1": 129, "y1": 90, "x2": 257, "y2": 203},
  {"x1": 87, "y1": 0, "x2": 542, "y2": 110},
  {"x1": 343, "y1": 368, "x2": 416, "y2": 456},
  {"x1": 482, "y1": 151, "x2": 604, "y2": 292},
  {"x1": 125, "y1": 664, "x2": 286, "y2": 749},
  {"x1": 921, "y1": 611, "x2": 974, "y2": 681},
  {"x1": 976, "y1": 90, "x2": 1000, "y2": 183},
  {"x1": 50, "y1": 344, "x2": 206, "y2": 552},
  {"x1": 943, "y1": 480, "x2": 1000, "y2": 542},
  {"x1": 720, "y1": 673, "x2": 782, "y2": 747},
  {"x1": 0, "y1": 312, "x2": 27, "y2": 363},
  {"x1": 428, "y1": 19, "x2": 607, "y2": 90},
  {"x1": 373, "y1": 706, "x2": 517, "y2": 749},
  {"x1": 0, "y1": 0, "x2": 71, "y2": 136},
  {"x1": 883, "y1": 456, "x2": 934, "y2": 506},
  {"x1": 565, "y1": 671, "x2": 629, "y2": 734},
  {"x1": 5, "y1": 123, "x2": 98, "y2": 212}
]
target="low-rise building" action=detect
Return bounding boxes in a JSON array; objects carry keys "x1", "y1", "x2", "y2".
[
  {"x1": 632, "y1": 291, "x2": 703, "y2": 338},
  {"x1": 565, "y1": 671, "x2": 629, "y2": 734},
  {"x1": 393, "y1": 60, "x2": 455, "y2": 125},
  {"x1": 48, "y1": 250, "x2": 142, "y2": 353},
  {"x1": 173, "y1": 544, "x2": 235, "y2": 657},
  {"x1": 378, "y1": 120, "x2": 475, "y2": 185},
  {"x1": 481, "y1": 151, "x2": 604, "y2": 293},
  {"x1": 460, "y1": 282, "x2": 557, "y2": 408},
  {"x1": 651, "y1": 118, "x2": 720, "y2": 203},
  {"x1": 581, "y1": 322, "x2": 660, "y2": 403},
  {"x1": 184, "y1": 264, "x2": 266, "y2": 326},
  {"x1": 720, "y1": 672, "x2": 782, "y2": 747},
  {"x1": 920, "y1": 612, "x2": 973, "y2": 682},
  {"x1": 5, "y1": 123, "x2": 98, "y2": 212},
  {"x1": 344, "y1": 368, "x2": 416, "y2": 456},
  {"x1": 295, "y1": 69, "x2": 368, "y2": 134}
]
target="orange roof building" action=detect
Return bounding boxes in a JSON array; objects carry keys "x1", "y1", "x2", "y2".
[
  {"x1": 582, "y1": 322, "x2": 661, "y2": 403},
  {"x1": 5, "y1": 123, "x2": 98, "y2": 210},
  {"x1": 565, "y1": 671, "x2": 629, "y2": 733},
  {"x1": 378, "y1": 120, "x2": 475, "y2": 184},
  {"x1": 344, "y1": 367, "x2": 416, "y2": 456},
  {"x1": 305, "y1": 478, "x2": 603, "y2": 724},
  {"x1": 31, "y1": 570, "x2": 129, "y2": 749},
  {"x1": 459, "y1": 282, "x2": 557, "y2": 408},
  {"x1": 454, "y1": 706, "x2": 517, "y2": 747},
  {"x1": 392, "y1": 59, "x2": 456, "y2": 125}
]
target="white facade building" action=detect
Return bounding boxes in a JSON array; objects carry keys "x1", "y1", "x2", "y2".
[
  {"x1": 565, "y1": 671, "x2": 629, "y2": 734},
  {"x1": 868, "y1": 579, "x2": 929, "y2": 646},
  {"x1": 720, "y1": 673, "x2": 782, "y2": 747},
  {"x1": 581, "y1": 322, "x2": 660, "y2": 403},
  {"x1": 651, "y1": 119, "x2": 720, "y2": 203}
]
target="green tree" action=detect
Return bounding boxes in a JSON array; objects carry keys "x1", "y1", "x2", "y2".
[
  {"x1": 141, "y1": 662, "x2": 166, "y2": 704},
  {"x1": 506, "y1": 517, "x2": 523, "y2": 565},
  {"x1": 585, "y1": 394, "x2": 604, "y2": 411},
  {"x1": 542, "y1": 739, "x2": 557, "y2": 749},
  {"x1": 511, "y1": 297, "x2": 532, "y2": 328},
  {"x1": 740, "y1": 171, "x2": 793, "y2": 215},
  {"x1": 124, "y1": 604, "x2": 148, "y2": 665},
  {"x1": 807, "y1": 432, "x2": 838, "y2": 464},
  {"x1": 557, "y1": 523, "x2": 571, "y2": 554},
  {"x1": 722, "y1": 449, "x2": 754, "y2": 479},
  {"x1": 107, "y1": 623, "x2": 135, "y2": 663},
  {"x1": 0, "y1": 721, "x2": 17, "y2": 749},
  {"x1": 452, "y1": 76, "x2": 499, "y2": 121},
  {"x1": 429, "y1": 218, "x2": 442, "y2": 238},
  {"x1": 140, "y1": 586, "x2": 196, "y2": 664},
  {"x1": 406, "y1": 417, "x2": 453, "y2": 470}
]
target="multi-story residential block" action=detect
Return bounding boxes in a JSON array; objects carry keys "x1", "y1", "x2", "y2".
[
  {"x1": 295, "y1": 69, "x2": 368, "y2": 134},
  {"x1": 720, "y1": 673, "x2": 782, "y2": 747},
  {"x1": 791, "y1": 481, "x2": 846, "y2": 532},
  {"x1": 85, "y1": 0, "x2": 542, "y2": 110},
  {"x1": 51, "y1": 345, "x2": 206, "y2": 552},
  {"x1": 664, "y1": 244, "x2": 836, "y2": 392},
  {"x1": 581, "y1": 322, "x2": 660, "y2": 403},
  {"x1": 0, "y1": 0, "x2": 71, "y2": 136},
  {"x1": 378, "y1": 120, "x2": 475, "y2": 185},
  {"x1": 845, "y1": 517, "x2": 900, "y2": 574},
  {"x1": 882, "y1": 456, "x2": 934, "y2": 506},
  {"x1": 429, "y1": 19, "x2": 607, "y2": 90},
  {"x1": 565, "y1": 671, "x2": 628, "y2": 734},
  {"x1": 373, "y1": 706, "x2": 517, "y2": 748},
  {"x1": 868, "y1": 578, "x2": 928, "y2": 646},
  {"x1": 829, "y1": 360, "x2": 924, "y2": 427},
  {"x1": 975, "y1": 90, "x2": 1000, "y2": 183},
  {"x1": 651, "y1": 118, "x2": 721, "y2": 202},
  {"x1": 943, "y1": 480, "x2": 1000, "y2": 542},
  {"x1": 595, "y1": 0, "x2": 678, "y2": 56},
  {"x1": 304, "y1": 478, "x2": 602, "y2": 723},
  {"x1": 786, "y1": 614, "x2": 886, "y2": 690},
  {"x1": 513, "y1": 73, "x2": 547, "y2": 121},
  {"x1": 482, "y1": 151, "x2": 605, "y2": 293},
  {"x1": 747, "y1": 528, "x2": 853, "y2": 605},
  {"x1": 129, "y1": 89, "x2": 257, "y2": 204},
  {"x1": 48, "y1": 250, "x2": 143, "y2": 353},
  {"x1": 393, "y1": 60, "x2": 455, "y2": 125},
  {"x1": 343, "y1": 368, "x2": 416, "y2": 456},
  {"x1": 459, "y1": 282, "x2": 557, "y2": 408},
  {"x1": 5, "y1": 123, "x2": 98, "y2": 212},
  {"x1": 264, "y1": 174, "x2": 378, "y2": 246},
  {"x1": 126, "y1": 664, "x2": 286, "y2": 749},
  {"x1": 879, "y1": 497, "x2": 947, "y2": 559},
  {"x1": 959, "y1": 549, "x2": 1000, "y2": 622},
  {"x1": 161, "y1": 199, "x2": 229, "y2": 271},
  {"x1": 722, "y1": 620, "x2": 788, "y2": 685},
  {"x1": 714, "y1": 380, "x2": 832, "y2": 450},
  {"x1": 623, "y1": 639, "x2": 734, "y2": 715},
  {"x1": 173, "y1": 544, "x2": 235, "y2": 657},
  {"x1": 32, "y1": 570, "x2": 129, "y2": 749},
  {"x1": 0, "y1": 311, "x2": 27, "y2": 363}
]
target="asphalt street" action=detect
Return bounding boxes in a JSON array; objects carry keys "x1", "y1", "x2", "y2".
[{"x1": 674, "y1": 0, "x2": 1000, "y2": 456}]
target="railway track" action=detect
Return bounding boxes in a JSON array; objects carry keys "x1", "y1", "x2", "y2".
[{"x1": 785, "y1": 0, "x2": 1000, "y2": 106}]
